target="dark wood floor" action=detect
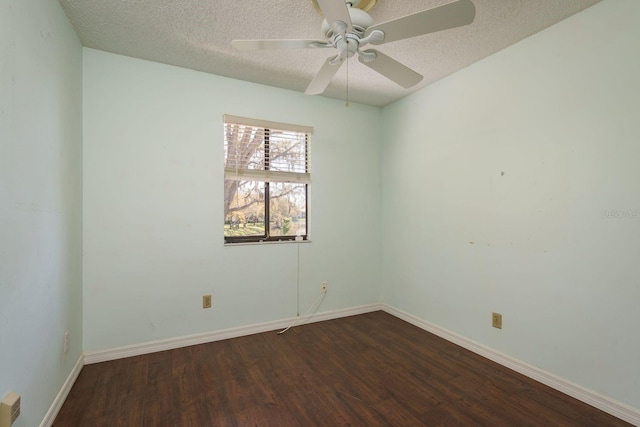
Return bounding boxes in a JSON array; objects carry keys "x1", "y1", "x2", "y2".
[{"x1": 54, "y1": 311, "x2": 631, "y2": 426}]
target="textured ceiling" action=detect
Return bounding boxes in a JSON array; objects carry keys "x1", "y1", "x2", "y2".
[{"x1": 59, "y1": 0, "x2": 600, "y2": 107}]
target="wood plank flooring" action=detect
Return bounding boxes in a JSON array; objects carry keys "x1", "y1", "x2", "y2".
[{"x1": 53, "y1": 311, "x2": 632, "y2": 426}]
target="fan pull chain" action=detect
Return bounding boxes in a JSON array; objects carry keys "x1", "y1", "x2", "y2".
[{"x1": 345, "y1": 57, "x2": 350, "y2": 108}]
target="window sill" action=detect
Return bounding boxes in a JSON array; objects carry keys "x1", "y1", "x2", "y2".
[{"x1": 224, "y1": 239, "x2": 312, "y2": 247}]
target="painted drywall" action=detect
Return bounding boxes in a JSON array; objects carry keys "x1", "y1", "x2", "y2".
[
  {"x1": 0, "y1": 1, "x2": 83, "y2": 426},
  {"x1": 82, "y1": 48, "x2": 382, "y2": 352},
  {"x1": 381, "y1": 0, "x2": 640, "y2": 410}
]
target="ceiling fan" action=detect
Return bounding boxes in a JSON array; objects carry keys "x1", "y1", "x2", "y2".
[{"x1": 232, "y1": 0, "x2": 476, "y2": 96}]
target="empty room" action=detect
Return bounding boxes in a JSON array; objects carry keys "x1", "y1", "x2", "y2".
[{"x1": 1, "y1": 0, "x2": 639, "y2": 425}]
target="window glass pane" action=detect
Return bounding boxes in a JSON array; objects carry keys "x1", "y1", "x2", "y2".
[
  {"x1": 224, "y1": 179, "x2": 265, "y2": 237},
  {"x1": 268, "y1": 130, "x2": 307, "y2": 173},
  {"x1": 269, "y1": 182, "x2": 306, "y2": 237},
  {"x1": 224, "y1": 124, "x2": 265, "y2": 171}
]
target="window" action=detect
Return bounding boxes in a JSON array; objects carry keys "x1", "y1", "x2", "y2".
[{"x1": 223, "y1": 115, "x2": 311, "y2": 243}]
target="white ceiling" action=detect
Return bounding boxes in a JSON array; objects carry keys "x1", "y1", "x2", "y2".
[{"x1": 59, "y1": 0, "x2": 600, "y2": 107}]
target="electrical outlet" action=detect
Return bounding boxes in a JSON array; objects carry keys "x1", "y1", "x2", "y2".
[
  {"x1": 321, "y1": 282, "x2": 327, "y2": 293},
  {"x1": 492, "y1": 312, "x2": 502, "y2": 329},
  {"x1": 203, "y1": 295, "x2": 212, "y2": 309},
  {"x1": 63, "y1": 330, "x2": 70, "y2": 354}
]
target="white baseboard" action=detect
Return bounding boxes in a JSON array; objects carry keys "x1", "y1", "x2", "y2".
[
  {"x1": 39, "y1": 353, "x2": 84, "y2": 427},
  {"x1": 84, "y1": 303, "x2": 382, "y2": 364},
  {"x1": 382, "y1": 304, "x2": 640, "y2": 426}
]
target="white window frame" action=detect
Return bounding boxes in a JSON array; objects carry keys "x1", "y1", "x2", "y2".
[{"x1": 223, "y1": 115, "x2": 312, "y2": 244}]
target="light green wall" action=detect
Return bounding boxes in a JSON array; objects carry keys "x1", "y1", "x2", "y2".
[
  {"x1": 381, "y1": 0, "x2": 640, "y2": 409},
  {"x1": 82, "y1": 48, "x2": 382, "y2": 351},
  {"x1": 0, "y1": 0, "x2": 83, "y2": 426}
]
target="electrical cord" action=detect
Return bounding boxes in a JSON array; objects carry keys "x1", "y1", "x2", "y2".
[{"x1": 277, "y1": 288, "x2": 326, "y2": 335}]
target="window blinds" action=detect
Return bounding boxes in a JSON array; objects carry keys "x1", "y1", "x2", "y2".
[{"x1": 224, "y1": 115, "x2": 312, "y2": 184}]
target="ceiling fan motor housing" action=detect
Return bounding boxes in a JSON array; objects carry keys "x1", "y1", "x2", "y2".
[{"x1": 321, "y1": 7, "x2": 373, "y2": 40}]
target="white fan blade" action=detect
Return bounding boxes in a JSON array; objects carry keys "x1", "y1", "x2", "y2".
[
  {"x1": 358, "y1": 49, "x2": 423, "y2": 88},
  {"x1": 232, "y1": 39, "x2": 328, "y2": 50},
  {"x1": 317, "y1": 0, "x2": 353, "y2": 33},
  {"x1": 305, "y1": 56, "x2": 344, "y2": 95},
  {"x1": 364, "y1": 0, "x2": 475, "y2": 45}
]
